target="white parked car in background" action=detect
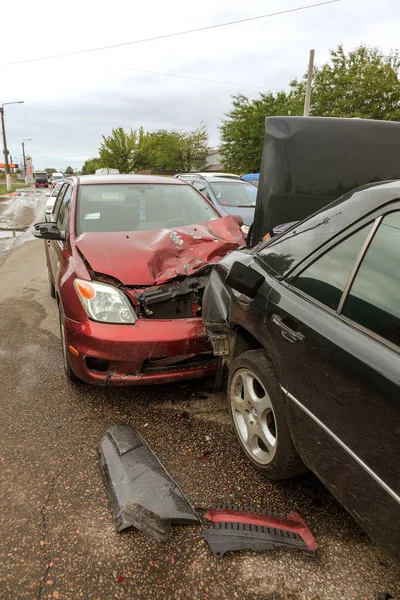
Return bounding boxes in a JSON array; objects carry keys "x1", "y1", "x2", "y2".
[
  {"x1": 95, "y1": 168, "x2": 120, "y2": 175},
  {"x1": 175, "y1": 172, "x2": 242, "y2": 180},
  {"x1": 50, "y1": 172, "x2": 64, "y2": 186}
]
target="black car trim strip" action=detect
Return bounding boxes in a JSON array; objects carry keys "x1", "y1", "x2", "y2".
[
  {"x1": 339, "y1": 314, "x2": 400, "y2": 355},
  {"x1": 337, "y1": 216, "x2": 383, "y2": 315},
  {"x1": 280, "y1": 386, "x2": 400, "y2": 505}
]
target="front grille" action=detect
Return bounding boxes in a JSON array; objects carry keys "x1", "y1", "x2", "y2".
[
  {"x1": 143, "y1": 296, "x2": 195, "y2": 319},
  {"x1": 142, "y1": 357, "x2": 216, "y2": 374},
  {"x1": 86, "y1": 357, "x2": 109, "y2": 372}
]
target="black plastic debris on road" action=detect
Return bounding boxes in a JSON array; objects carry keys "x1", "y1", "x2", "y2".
[
  {"x1": 203, "y1": 521, "x2": 312, "y2": 558},
  {"x1": 100, "y1": 424, "x2": 199, "y2": 542}
]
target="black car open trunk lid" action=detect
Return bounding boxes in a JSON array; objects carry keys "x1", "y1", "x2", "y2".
[{"x1": 252, "y1": 116, "x2": 400, "y2": 244}]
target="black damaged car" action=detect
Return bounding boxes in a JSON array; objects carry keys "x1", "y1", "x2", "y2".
[{"x1": 203, "y1": 181, "x2": 400, "y2": 565}]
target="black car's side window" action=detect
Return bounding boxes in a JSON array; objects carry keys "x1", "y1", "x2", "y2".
[
  {"x1": 342, "y1": 212, "x2": 400, "y2": 347},
  {"x1": 292, "y1": 224, "x2": 372, "y2": 310},
  {"x1": 57, "y1": 185, "x2": 72, "y2": 232}
]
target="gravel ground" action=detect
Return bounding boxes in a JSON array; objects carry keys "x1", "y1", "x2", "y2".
[{"x1": 1, "y1": 190, "x2": 399, "y2": 600}]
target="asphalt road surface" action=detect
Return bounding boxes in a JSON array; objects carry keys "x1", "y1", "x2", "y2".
[{"x1": 1, "y1": 188, "x2": 400, "y2": 600}]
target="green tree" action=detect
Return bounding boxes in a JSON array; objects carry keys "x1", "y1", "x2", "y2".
[
  {"x1": 155, "y1": 130, "x2": 182, "y2": 170},
  {"x1": 99, "y1": 128, "x2": 138, "y2": 173},
  {"x1": 220, "y1": 45, "x2": 400, "y2": 173},
  {"x1": 95, "y1": 125, "x2": 209, "y2": 173},
  {"x1": 138, "y1": 126, "x2": 209, "y2": 171},
  {"x1": 81, "y1": 157, "x2": 102, "y2": 175},
  {"x1": 45, "y1": 168, "x2": 56, "y2": 174},
  {"x1": 65, "y1": 166, "x2": 74, "y2": 174},
  {"x1": 134, "y1": 127, "x2": 158, "y2": 171},
  {"x1": 291, "y1": 44, "x2": 400, "y2": 120},
  {"x1": 220, "y1": 91, "x2": 303, "y2": 173},
  {"x1": 175, "y1": 125, "x2": 209, "y2": 171}
]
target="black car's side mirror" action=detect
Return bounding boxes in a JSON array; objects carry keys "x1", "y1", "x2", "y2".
[
  {"x1": 33, "y1": 221, "x2": 64, "y2": 241},
  {"x1": 225, "y1": 262, "x2": 264, "y2": 298}
]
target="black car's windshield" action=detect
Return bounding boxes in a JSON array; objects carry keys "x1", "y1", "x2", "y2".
[
  {"x1": 210, "y1": 182, "x2": 257, "y2": 207},
  {"x1": 76, "y1": 183, "x2": 220, "y2": 234}
]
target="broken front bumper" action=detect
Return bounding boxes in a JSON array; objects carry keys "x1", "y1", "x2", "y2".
[
  {"x1": 65, "y1": 315, "x2": 216, "y2": 385},
  {"x1": 100, "y1": 425, "x2": 199, "y2": 541}
]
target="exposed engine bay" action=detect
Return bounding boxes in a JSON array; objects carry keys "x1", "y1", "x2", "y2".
[{"x1": 129, "y1": 275, "x2": 208, "y2": 320}]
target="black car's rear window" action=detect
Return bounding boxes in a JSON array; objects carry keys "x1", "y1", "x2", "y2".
[{"x1": 75, "y1": 183, "x2": 219, "y2": 234}]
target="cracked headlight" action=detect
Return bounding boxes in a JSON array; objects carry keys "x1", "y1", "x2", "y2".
[{"x1": 74, "y1": 279, "x2": 137, "y2": 324}]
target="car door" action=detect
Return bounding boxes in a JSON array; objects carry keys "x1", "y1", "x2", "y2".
[
  {"x1": 48, "y1": 184, "x2": 72, "y2": 289},
  {"x1": 263, "y1": 209, "x2": 400, "y2": 558}
]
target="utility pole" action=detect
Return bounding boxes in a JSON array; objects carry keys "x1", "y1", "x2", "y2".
[
  {"x1": 303, "y1": 49, "x2": 315, "y2": 117},
  {"x1": 22, "y1": 143, "x2": 26, "y2": 176},
  {"x1": 22, "y1": 138, "x2": 31, "y2": 183},
  {"x1": 0, "y1": 101, "x2": 24, "y2": 191},
  {"x1": 0, "y1": 107, "x2": 10, "y2": 191}
]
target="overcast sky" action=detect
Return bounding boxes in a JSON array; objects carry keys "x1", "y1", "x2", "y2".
[{"x1": 1, "y1": 0, "x2": 399, "y2": 171}]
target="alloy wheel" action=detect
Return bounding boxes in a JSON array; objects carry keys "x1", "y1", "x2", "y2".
[{"x1": 230, "y1": 368, "x2": 278, "y2": 465}]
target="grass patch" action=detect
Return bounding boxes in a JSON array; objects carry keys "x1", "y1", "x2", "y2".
[{"x1": 0, "y1": 182, "x2": 30, "y2": 196}]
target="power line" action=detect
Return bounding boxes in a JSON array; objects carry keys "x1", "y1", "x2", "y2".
[
  {"x1": 109, "y1": 63, "x2": 289, "y2": 92},
  {"x1": 1, "y1": 0, "x2": 339, "y2": 67}
]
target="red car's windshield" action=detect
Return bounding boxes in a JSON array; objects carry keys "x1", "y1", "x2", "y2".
[{"x1": 75, "y1": 183, "x2": 219, "y2": 234}]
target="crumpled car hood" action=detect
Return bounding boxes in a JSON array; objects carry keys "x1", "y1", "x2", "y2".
[{"x1": 74, "y1": 216, "x2": 245, "y2": 286}]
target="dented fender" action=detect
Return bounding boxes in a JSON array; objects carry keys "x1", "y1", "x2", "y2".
[{"x1": 202, "y1": 249, "x2": 260, "y2": 358}]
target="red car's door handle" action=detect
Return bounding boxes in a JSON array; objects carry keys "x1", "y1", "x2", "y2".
[{"x1": 272, "y1": 314, "x2": 305, "y2": 343}]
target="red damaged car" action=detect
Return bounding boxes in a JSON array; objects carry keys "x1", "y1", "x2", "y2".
[{"x1": 33, "y1": 175, "x2": 244, "y2": 385}]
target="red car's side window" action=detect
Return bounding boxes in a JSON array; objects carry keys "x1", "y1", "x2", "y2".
[
  {"x1": 57, "y1": 186, "x2": 72, "y2": 232},
  {"x1": 52, "y1": 184, "x2": 68, "y2": 220}
]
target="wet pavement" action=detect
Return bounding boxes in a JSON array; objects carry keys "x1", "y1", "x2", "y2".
[
  {"x1": 0, "y1": 187, "x2": 43, "y2": 255},
  {"x1": 0, "y1": 229, "x2": 24, "y2": 240},
  {"x1": 1, "y1": 190, "x2": 400, "y2": 600}
]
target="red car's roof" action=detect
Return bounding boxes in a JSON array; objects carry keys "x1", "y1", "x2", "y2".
[{"x1": 76, "y1": 174, "x2": 186, "y2": 186}]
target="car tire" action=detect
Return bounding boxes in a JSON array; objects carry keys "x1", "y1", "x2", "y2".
[
  {"x1": 48, "y1": 268, "x2": 56, "y2": 299},
  {"x1": 228, "y1": 349, "x2": 306, "y2": 480},
  {"x1": 58, "y1": 305, "x2": 81, "y2": 383}
]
